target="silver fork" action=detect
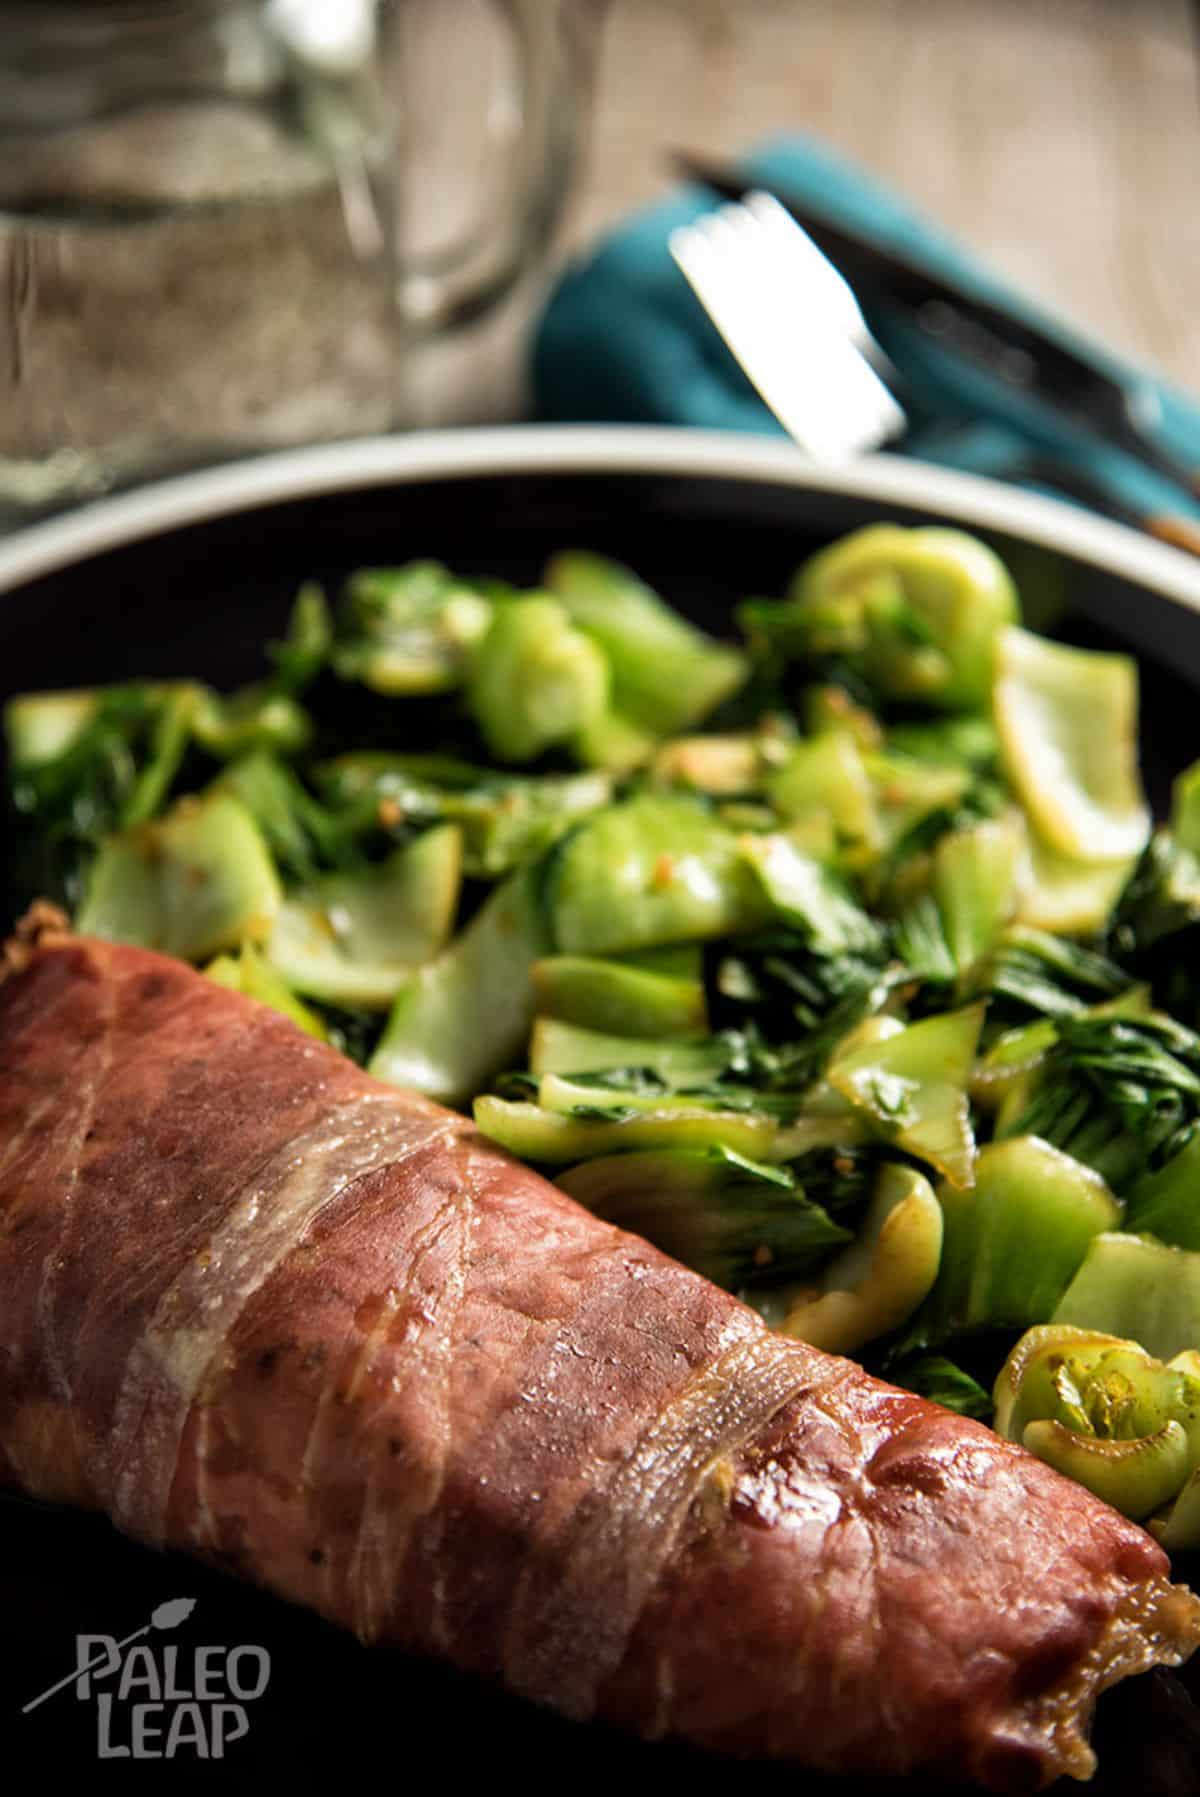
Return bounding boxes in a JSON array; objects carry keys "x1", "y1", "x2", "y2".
[{"x1": 669, "y1": 190, "x2": 907, "y2": 462}]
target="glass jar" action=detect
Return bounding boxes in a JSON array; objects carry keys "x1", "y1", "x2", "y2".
[{"x1": 0, "y1": 0, "x2": 601, "y2": 519}]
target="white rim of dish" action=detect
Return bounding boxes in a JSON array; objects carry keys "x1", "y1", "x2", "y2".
[{"x1": 1, "y1": 425, "x2": 1199, "y2": 608}]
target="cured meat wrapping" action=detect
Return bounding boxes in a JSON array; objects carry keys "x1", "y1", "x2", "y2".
[{"x1": 1, "y1": 920, "x2": 1197, "y2": 1790}]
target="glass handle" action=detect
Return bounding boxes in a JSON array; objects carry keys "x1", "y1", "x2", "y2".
[{"x1": 393, "y1": 0, "x2": 603, "y2": 336}]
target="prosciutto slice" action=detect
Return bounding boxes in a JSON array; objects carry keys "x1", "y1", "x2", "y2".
[{"x1": 1, "y1": 918, "x2": 1198, "y2": 1791}]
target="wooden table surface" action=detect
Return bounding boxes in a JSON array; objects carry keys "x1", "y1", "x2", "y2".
[{"x1": 416, "y1": 0, "x2": 1200, "y2": 424}]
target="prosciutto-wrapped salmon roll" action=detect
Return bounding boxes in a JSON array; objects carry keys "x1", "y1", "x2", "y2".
[{"x1": 1, "y1": 917, "x2": 1197, "y2": 1791}]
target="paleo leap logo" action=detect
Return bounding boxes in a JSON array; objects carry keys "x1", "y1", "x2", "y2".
[{"x1": 22, "y1": 1598, "x2": 270, "y2": 1759}]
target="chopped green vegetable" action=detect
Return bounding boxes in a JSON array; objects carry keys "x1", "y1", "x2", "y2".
[
  {"x1": 889, "y1": 1354, "x2": 992, "y2": 1419},
  {"x1": 547, "y1": 792, "x2": 761, "y2": 955},
  {"x1": 572, "y1": 704, "x2": 658, "y2": 774},
  {"x1": 1153, "y1": 1466, "x2": 1200, "y2": 1550},
  {"x1": 544, "y1": 551, "x2": 748, "y2": 738},
  {"x1": 1105, "y1": 828, "x2": 1200, "y2": 1012},
  {"x1": 993, "y1": 626, "x2": 1149, "y2": 864},
  {"x1": 758, "y1": 524, "x2": 1018, "y2": 708},
  {"x1": 557, "y1": 1145, "x2": 850, "y2": 1289},
  {"x1": 864, "y1": 749, "x2": 975, "y2": 869},
  {"x1": 368, "y1": 864, "x2": 549, "y2": 1104},
  {"x1": 766, "y1": 731, "x2": 879, "y2": 864},
  {"x1": 459, "y1": 771, "x2": 614, "y2": 877},
  {"x1": 827, "y1": 1003, "x2": 985, "y2": 1188},
  {"x1": 215, "y1": 752, "x2": 350, "y2": 882},
  {"x1": 1023, "y1": 1413, "x2": 1190, "y2": 1519},
  {"x1": 268, "y1": 581, "x2": 332, "y2": 694},
  {"x1": 333, "y1": 561, "x2": 492, "y2": 694},
  {"x1": 528, "y1": 1019, "x2": 739, "y2": 1082},
  {"x1": 315, "y1": 753, "x2": 612, "y2": 879},
  {"x1": 995, "y1": 1010, "x2": 1200, "y2": 1194},
  {"x1": 803, "y1": 683, "x2": 882, "y2": 749},
  {"x1": 473, "y1": 1092, "x2": 778, "y2": 1164},
  {"x1": 1017, "y1": 833, "x2": 1135, "y2": 938},
  {"x1": 531, "y1": 951, "x2": 707, "y2": 1039},
  {"x1": 5, "y1": 689, "x2": 100, "y2": 766},
  {"x1": 191, "y1": 685, "x2": 312, "y2": 761},
  {"x1": 1172, "y1": 759, "x2": 1200, "y2": 856},
  {"x1": 466, "y1": 595, "x2": 608, "y2": 764},
  {"x1": 904, "y1": 1137, "x2": 1122, "y2": 1353},
  {"x1": 994, "y1": 1324, "x2": 1200, "y2": 1524},
  {"x1": 738, "y1": 831, "x2": 884, "y2": 955},
  {"x1": 973, "y1": 1016, "x2": 1061, "y2": 1110},
  {"x1": 77, "y1": 792, "x2": 281, "y2": 962},
  {"x1": 1127, "y1": 1129, "x2": 1200, "y2": 1250},
  {"x1": 772, "y1": 1098, "x2": 877, "y2": 1159},
  {"x1": 266, "y1": 823, "x2": 462, "y2": 1009},
  {"x1": 885, "y1": 714, "x2": 999, "y2": 773},
  {"x1": 972, "y1": 985, "x2": 1152, "y2": 1113},
  {"x1": 896, "y1": 814, "x2": 1024, "y2": 981},
  {"x1": 1052, "y1": 1232, "x2": 1200, "y2": 1362},
  {"x1": 777, "y1": 1163, "x2": 943, "y2": 1355},
  {"x1": 205, "y1": 942, "x2": 327, "y2": 1039},
  {"x1": 711, "y1": 932, "x2": 896, "y2": 1093},
  {"x1": 929, "y1": 816, "x2": 1024, "y2": 974},
  {"x1": 535, "y1": 1070, "x2": 738, "y2": 1118},
  {"x1": 653, "y1": 733, "x2": 768, "y2": 795},
  {"x1": 120, "y1": 684, "x2": 202, "y2": 827},
  {"x1": 967, "y1": 923, "x2": 1132, "y2": 1020},
  {"x1": 6, "y1": 683, "x2": 204, "y2": 904}
]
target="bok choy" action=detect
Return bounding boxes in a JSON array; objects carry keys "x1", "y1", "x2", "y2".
[{"x1": 12, "y1": 520, "x2": 1200, "y2": 1534}]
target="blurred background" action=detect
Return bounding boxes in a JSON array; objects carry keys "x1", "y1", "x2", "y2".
[
  {"x1": 2, "y1": 0, "x2": 1198, "y2": 511},
  {"x1": 434, "y1": 0, "x2": 1200, "y2": 421}
]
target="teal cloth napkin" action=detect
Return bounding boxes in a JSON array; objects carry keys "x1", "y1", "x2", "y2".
[{"x1": 532, "y1": 134, "x2": 1200, "y2": 522}]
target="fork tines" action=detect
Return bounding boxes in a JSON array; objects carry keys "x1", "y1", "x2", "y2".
[{"x1": 669, "y1": 190, "x2": 906, "y2": 461}]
